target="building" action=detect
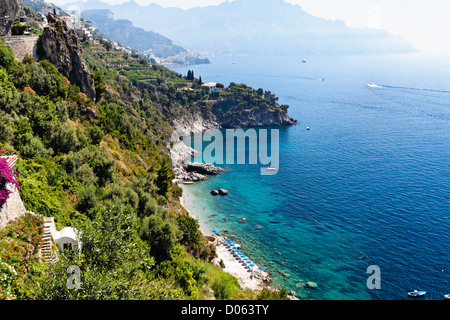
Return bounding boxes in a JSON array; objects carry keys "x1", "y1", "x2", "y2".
[{"x1": 202, "y1": 82, "x2": 226, "y2": 94}]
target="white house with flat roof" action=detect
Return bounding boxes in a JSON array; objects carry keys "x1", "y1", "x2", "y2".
[{"x1": 202, "y1": 82, "x2": 226, "y2": 94}]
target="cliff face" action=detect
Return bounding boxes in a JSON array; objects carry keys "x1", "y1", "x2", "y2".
[
  {"x1": 214, "y1": 108, "x2": 297, "y2": 129},
  {"x1": 169, "y1": 106, "x2": 296, "y2": 181},
  {"x1": 37, "y1": 13, "x2": 96, "y2": 101},
  {"x1": 0, "y1": 0, "x2": 20, "y2": 36}
]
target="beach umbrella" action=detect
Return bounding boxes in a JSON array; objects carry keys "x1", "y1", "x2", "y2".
[
  {"x1": 212, "y1": 230, "x2": 217, "y2": 233},
  {"x1": 258, "y1": 267, "x2": 264, "y2": 270},
  {"x1": 249, "y1": 264, "x2": 255, "y2": 267},
  {"x1": 246, "y1": 261, "x2": 252, "y2": 264}
]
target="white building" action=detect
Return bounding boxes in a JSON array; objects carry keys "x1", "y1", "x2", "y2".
[{"x1": 202, "y1": 82, "x2": 226, "y2": 93}]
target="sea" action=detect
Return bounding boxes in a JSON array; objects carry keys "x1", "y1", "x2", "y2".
[{"x1": 170, "y1": 53, "x2": 450, "y2": 300}]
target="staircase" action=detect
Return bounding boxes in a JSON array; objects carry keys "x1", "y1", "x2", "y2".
[{"x1": 40, "y1": 217, "x2": 58, "y2": 264}]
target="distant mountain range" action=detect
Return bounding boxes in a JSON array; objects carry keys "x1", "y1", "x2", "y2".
[{"x1": 64, "y1": 0, "x2": 416, "y2": 56}]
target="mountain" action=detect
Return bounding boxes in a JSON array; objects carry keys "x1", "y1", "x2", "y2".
[
  {"x1": 81, "y1": 9, "x2": 186, "y2": 59},
  {"x1": 63, "y1": 0, "x2": 416, "y2": 56}
]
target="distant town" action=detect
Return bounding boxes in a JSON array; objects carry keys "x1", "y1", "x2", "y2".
[{"x1": 15, "y1": 4, "x2": 209, "y2": 67}]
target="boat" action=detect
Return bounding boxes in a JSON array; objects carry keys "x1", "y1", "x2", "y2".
[
  {"x1": 408, "y1": 290, "x2": 426, "y2": 297},
  {"x1": 368, "y1": 82, "x2": 381, "y2": 88},
  {"x1": 266, "y1": 165, "x2": 277, "y2": 171},
  {"x1": 183, "y1": 180, "x2": 194, "y2": 185},
  {"x1": 302, "y1": 59, "x2": 307, "y2": 63},
  {"x1": 306, "y1": 127, "x2": 310, "y2": 130},
  {"x1": 445, "y1": 294, "x2": 450, "y2": 300}
]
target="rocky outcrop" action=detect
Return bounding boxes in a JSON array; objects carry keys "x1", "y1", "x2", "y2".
[
  {"x1": 184, "y1": 162, "x2": 224, "y2": 175},
  {"x1": 0, "y1": 0, "x2": 20, "y2": 36},
  {"x1": 37, "y1": 13, "x2": 96, "y2": 101},
  {"x1": 171, "y1": 111, "x2": 219, "y2": 136}
]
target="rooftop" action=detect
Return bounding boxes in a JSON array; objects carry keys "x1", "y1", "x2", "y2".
[{"x1": 0, "y1": 155, "x2": 18, "y2": 168}]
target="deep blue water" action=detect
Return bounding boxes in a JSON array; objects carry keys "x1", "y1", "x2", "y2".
[{"x1": 171, "y1": 54, "x2": 450, "y2": 300}]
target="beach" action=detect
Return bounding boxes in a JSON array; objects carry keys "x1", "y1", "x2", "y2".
[{"x1": 179, "y1": 187, "x2": 272, "y2": 293}]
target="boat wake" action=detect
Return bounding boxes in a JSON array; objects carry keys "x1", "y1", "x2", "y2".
[{"x1": 368, "y1": 83, "x2": 450, "y2": 94}]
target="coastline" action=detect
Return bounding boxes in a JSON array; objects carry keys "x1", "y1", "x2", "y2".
[{"x1": 179, "y1": 185, "x2": 273, "y2": 294}]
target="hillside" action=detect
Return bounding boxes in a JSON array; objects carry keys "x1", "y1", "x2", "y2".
[
  {"x1": 63, "y1": 0, "x2": 416, "y2": 56},
  {"x1": 0, "y1": 10, "x2": 294, "y2": 300}
]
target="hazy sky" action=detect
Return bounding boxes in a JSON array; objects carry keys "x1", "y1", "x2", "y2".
[{"x1": 54, "y1": 0, "x2": 450, "y2": 54}]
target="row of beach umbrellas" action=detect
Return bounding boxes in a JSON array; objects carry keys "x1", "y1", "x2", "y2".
[{"x1": 219, "y1": 234, "x2": 264, "y2": 271}]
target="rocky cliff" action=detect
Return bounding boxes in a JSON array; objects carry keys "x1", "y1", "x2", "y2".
[
  {"x1": 37, "y1": 13, "x2": 96, "y2": 101},
  {"x1": 0, "y1": 0, "x2": 20, "y2": 36},
  {"x1": 169, "y1": 105, "x2": 296, "y2": 181},
  {"x1": 215, "y1": 108, "x2": 297, "y2": 129}
]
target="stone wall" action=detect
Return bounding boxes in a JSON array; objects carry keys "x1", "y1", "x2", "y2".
[
  {"x1": 0, "y1": 183, "x2": 26, "y2": 229},
  {"x1": 3, "y1": 35, "x2": 39, "y2": 62}
]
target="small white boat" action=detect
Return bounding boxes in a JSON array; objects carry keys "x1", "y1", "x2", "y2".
[
  {"x1": 266, "y1": 165, "x2": 277, "y2": 171},
  {"x1": 368, "y1": 82, "x2": 381, "y2": 88},
  {"x1": 408, "y1": 290, "x2": 426, "y2": 297},
  {"x1": 183, "y1": 180, "x2": 194, "y2": 185},
  {"x1": 444, "y1": 294, "x2": 450, "y2": 300},
  {"x1": 302, "y1": 59, "x2": 307, "y2": 63},
  {"x1": 306, "y1": 127, "x2": 310, "y2": 130}
]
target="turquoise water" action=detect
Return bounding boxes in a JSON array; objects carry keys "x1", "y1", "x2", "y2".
[{"x1": 172, "y1": 54, "x2": 450, "y2": 300}]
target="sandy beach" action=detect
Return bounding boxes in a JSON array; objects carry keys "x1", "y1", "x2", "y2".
[{"x1": 179, "y1": 189, "x2": 271, "y2": 293}]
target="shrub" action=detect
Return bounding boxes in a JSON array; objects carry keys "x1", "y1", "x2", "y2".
[
  {"x1": 17, "y1": 133, "x2": 53, "y2": 159},
  {"x1": 0, "y1": 258, "x2": 17, "y2": 300},
  {"x1": 140, "y1": 212, "x2": 181, "y2": 262},
  {"x1": 211, "y1": 273, "x2": 239, "y2": 300}
]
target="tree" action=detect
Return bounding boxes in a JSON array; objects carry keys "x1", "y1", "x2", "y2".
[
  {"x1": 11, "y1": 21, "x2": 27, "y2": 36},
  {"x1": 93, "y1": 71, "x2": 106, "y2": 102},
  {"x1": 156, "y1": 159, "x2": 174, "y2": 198},
  {"x1": 140, "y1": 211, "x2": 181, "y2": 262}
]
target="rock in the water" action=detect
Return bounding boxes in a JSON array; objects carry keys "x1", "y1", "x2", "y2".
[
  {"x1": 37, "y1": 13, "x2": 96, "y2": 101},
  {"x1": 218, "y1": 188, "x2": 228, "y2": 195},
  {"x1": 238, "y1": 217, "x2": 247, "y2": 223},
  {"x1": 210, "y1": 189, "x2": 219, "y2": 196},
  {"x1": 0, "y1": 0, "x2": 20, "y2": 36},
  {"x1": 185, "y1": 162, "x2": 223, "y2": 175}
]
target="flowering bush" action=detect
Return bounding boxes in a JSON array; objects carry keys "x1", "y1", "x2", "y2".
[
  {"x1": 0, "y1": 258, "x2": 17, "y2": 300},
  {"x1": 0, "y1": 213, "x2": 44, "y2": 276},
  {"x1": 0, "y1": 156, "x2": 19, "y2": 207}
]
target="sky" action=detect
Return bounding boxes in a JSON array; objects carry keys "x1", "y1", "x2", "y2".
[{"x1": 52, "y1": 0, "x2": 450, "y2": 54}]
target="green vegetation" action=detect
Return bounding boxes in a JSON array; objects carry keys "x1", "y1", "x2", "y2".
[{"x1": 0, "y1": 36, "x2": 288, "y2": 300}]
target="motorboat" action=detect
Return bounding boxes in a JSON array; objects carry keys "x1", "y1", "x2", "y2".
[
  {"x1": 408, "y1": 290, "x2": 426, "y2": 297},
  {"x1": 266, "y1": 165, "x2": 277, "y2": 171},
  {"x1": 306, "y1": 127, "x2": 310, "y2": 130}
]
